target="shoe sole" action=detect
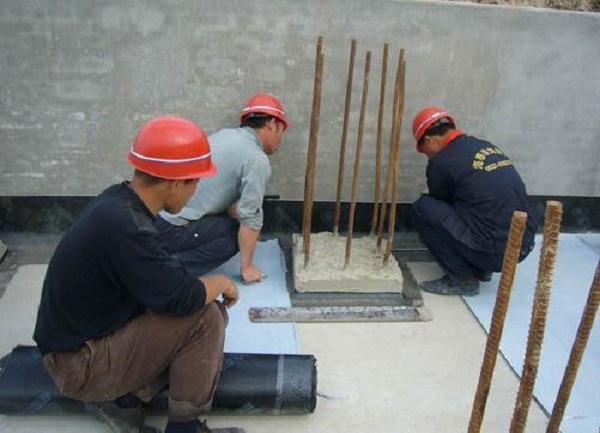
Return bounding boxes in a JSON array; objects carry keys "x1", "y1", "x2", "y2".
[{"x1": 420, "y1": 285, "x2": 479, "y2": 297}]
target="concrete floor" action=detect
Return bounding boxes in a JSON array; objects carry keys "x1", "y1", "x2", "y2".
[{"x1": 0, "y1": 233, "x2": 550, "y2": 432}]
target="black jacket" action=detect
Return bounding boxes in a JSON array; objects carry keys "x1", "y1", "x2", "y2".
[
  {"x1": 34, "y1": 182, "x2": 207, "y2": 355},
  {"x1": 426, "y1": 134, "x2": 537, "y2": 253}
]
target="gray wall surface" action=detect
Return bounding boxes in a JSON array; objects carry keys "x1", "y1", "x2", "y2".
[{"x1": 1, "y1": 0, "x2": 599, "y2": 201}]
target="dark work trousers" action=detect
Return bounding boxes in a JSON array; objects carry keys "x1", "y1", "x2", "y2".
[
  {"x1": 43, "y1": 302, "x2": 228, "y2": 422},
  {"x1": 155, "y1": 214, "x2": 239, "y2": 277},
  {"x1": 411, "y1": 196, "x2": 506, "y2": 283}
]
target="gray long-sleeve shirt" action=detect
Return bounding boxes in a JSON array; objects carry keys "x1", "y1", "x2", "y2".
[{"x1": 160, "y1": 127, "x2": 270, "y2": 231}]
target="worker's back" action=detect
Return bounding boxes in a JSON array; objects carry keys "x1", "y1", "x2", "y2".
[{"x1": 426, "y1": 134, "x2": 537, "y2": 253}]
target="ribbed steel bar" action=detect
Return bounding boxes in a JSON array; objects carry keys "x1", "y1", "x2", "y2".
[
  {"x1": 376, "y1": 49, "x2": 402, "y2": 249},
  {"x1": 345, "y1": 50, "x2": 371, "y2": 268},
  {"x1": 510, "y1": 201, "x2": 563, "y2": 433},
  {"x1": 468, "y1": 211, "x2": 528, "y2": 433},
  {"x1": 302, "y1": 37, "x2": 324, "y2": 268},
  {"x1": 546, "y1": 260, "x2": 600, "y2": 433},
  {"x1": 370, "y1": 42, "x2": 389, "y2": 237},
  {"x1": 333, "y1": 39, "x2": 357, "y2": 236},
  {"x1": 383, "y1": 49, "x2": 406, "y2": 264}
]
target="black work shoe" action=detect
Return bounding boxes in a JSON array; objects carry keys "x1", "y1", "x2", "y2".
[
  {"x1": 475, "y1": 270, "x2": 493, "y2": 282},
  {"x1": 84, "y1": 401, "x2": 161, "y2": 433},
  {"x1": 420, "y1": 276, "x2": 480, "y2": 296}
]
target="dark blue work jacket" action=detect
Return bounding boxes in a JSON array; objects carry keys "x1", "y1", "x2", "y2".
[{"x1": 426, "y1": 134, "x2": 537, "y2": 254}]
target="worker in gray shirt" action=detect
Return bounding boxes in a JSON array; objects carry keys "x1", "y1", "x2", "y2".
[{"x1": 157, "y1": 93, "x2": 288, "y2": 283}]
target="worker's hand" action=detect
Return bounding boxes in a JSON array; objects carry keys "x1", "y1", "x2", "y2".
[
  {"x1": 219, "y1": 276, "x2": 239, "y2": 308},
  {"x1": 241, "y1": 265, "x2": 264, "y2": 284},
  {"x1": 201, "y1": 275, "x2": 239, "y2": 308}
]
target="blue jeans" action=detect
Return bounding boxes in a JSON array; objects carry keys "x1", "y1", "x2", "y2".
[{"x1": 155, "y1": 214, "x2": 239, "y2": 277}]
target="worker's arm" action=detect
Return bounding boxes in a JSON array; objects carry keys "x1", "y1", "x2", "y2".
[
  {"x1": 200, "y1": 275, "x2": 239, "y2": 308},
  {"x1": 229, "y1": 201, "x2": 263, "y2": 283},
  {"x1": 426, "y1": 161, "x2": 453, "y2": 202},
  {"x1": 235, "y1": 153, "x2": 271, "y2": 283},
  {"x1": 239, "y1": 223, "x2": 262, "y2": 283}
]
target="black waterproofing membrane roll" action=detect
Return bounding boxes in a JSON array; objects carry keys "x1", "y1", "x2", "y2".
[{"x1": 0, "y1": 346, "x2": 317, "y2": 415}]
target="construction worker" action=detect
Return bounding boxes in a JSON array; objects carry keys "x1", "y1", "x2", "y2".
[
  {"x1": 157, "y1": 93, "x2": 288, "y2": 284},
  {"x1": 411, "y1": 107, "x2": 538, "y2": 296},
  {"x1": 33, "y1": 116, "x2": 241, "y2": 433}
]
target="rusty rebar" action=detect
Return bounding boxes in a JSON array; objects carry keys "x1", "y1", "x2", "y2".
[
  {"x1": 376, "y1": 49, "x2": 403, "y2": 249},
  {"x1": 383, "y1": 49, "x2": 406, "y2": 264},
  {"x1": 344, "y1": 50, "x2": 371, "y2": 268},
  {"x1": 333, "y1": 39, "x2": 357, "y2": 236},
  {"x1": 370, "y1": 43, "x2": 389, "y2": 237},
  {"x1": 302, "y1": 37, "x2": 324, "y2": 268},
  {"x1": 510, "y1": 200, "x2": 563, "y2": 433},
  {"x1": 546, "y1": 259, "x2": 600, "y2": 433},
  {"x1": 467, "y1": 211, "x2": 528, "y2": 433}
]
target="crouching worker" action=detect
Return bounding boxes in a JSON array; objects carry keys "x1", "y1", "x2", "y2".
[
  {"x1": 410, "y1": 107, "x2": 538, "y2": 296},
  {"x1": 33, "y1": 116, "x2": 240, "y2": 433},
  {"x1": 157, "y1": 93, "x2": 288, "y2": 284}
]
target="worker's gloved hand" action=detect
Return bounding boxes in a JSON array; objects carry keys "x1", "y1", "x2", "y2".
[{"x1": 241, "y1": 265, "x2": 264, "y2": 285}]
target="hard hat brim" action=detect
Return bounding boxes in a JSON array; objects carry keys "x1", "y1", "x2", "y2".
[{"x1": 128, "y1": 154, "x2": 218, "y2": 180}]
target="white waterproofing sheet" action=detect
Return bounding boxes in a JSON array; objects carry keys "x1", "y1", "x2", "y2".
[
  {"x1": 464, "y1": 234, "x2": 600, "y2": 433},
  {"x1": 207, "y1": 238, "x2": 300, "y2": 354}
]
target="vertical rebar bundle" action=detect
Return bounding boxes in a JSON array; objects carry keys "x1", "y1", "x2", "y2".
[
  {"x1": 376, "y1": 50, "x2": 403, "y2": 249},
  {"x1": 467, "y1": 211, "x2": 528, "y2": 433},
  {"x1": 300, "y1": 38, "x2": 408, "y2": 272},
  {"x1": 302, "y1": 37, "x2": 324, "y2": 268},
  {"x1": 370, "y1": 43, "x2": 389, "y2": 237},
  {"x1": 333, "y1": 39, "x2": 357, "y2": 236},
  {"x1": 546, "y1": 260, "x2": 600, "y2": 433},
  {"x1": 344, "y1": 51, "x2": 371, "y2": 268},
  {"x1": 510, "y1": 201, "x2": 563, "y2": 433},
  {"x1": 383, "y1": 49, "x2": 406, "y2": 265}
]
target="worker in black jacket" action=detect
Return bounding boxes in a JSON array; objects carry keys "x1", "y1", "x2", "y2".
[
  {"x1": 411, "y1": 107, "x2": 537, "y2": 296},
  {"x1": 34, "y1": 116, "x2": 240, "y2": 433}
]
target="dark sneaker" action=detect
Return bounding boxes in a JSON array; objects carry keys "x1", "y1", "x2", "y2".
[
  {"x1": 475, "y1": 270, "x2": 493, "y2": 282},
  {"x1": 420, "y1": 276, "x2": 479, "y2": 296},
  {"x1": 84, "y1": 401, "x2": 161, "y2": 433}
]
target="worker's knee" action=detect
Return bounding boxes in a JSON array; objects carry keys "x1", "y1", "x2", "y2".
[
  {"x1": 221, "y1": 228, "x2": 239, "y2": 258},
  {"x1": 411, "y1": 196, "x2": 434, "y2": 229},
  {"x1": 411, "y1": 196, "x2": 452, "y2": 231},
  {"x1": 194, "y1": 302, "x2": 227, "y2": 338}
]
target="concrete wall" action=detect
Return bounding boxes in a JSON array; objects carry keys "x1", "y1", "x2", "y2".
[{"x1": 1, "y1": 0, "x2": 599, "y2": 201}]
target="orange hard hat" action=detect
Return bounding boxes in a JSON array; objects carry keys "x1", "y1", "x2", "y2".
[
  {"x1": 240, "y1": 92, "x2": 288, "y2": 130},
  {"x1": 412, "y1": 107, "x2": 455, "y2": 142},
  {"x1": 127, "y1": 116, "x2": 217, "y2": 180}
]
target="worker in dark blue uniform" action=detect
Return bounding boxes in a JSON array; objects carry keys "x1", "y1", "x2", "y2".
[{"x1": 410, "y1": 107, "x2": 537, "y2": 296}]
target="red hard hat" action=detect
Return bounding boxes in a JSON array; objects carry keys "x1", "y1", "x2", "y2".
[
  {"x1": 127, "y1": 116, "x2": 217, "y2": 180},
  {"x1": 412, "y1": 107, "x2": 455, "y2": 142},
  {"x1": 240, "y1": 92, "x2": 288, "y2": 130}
]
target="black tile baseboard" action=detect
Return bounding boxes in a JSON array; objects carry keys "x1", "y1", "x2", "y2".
[{"x1": 1, "y1": 195, "x2": 598, "y2": 234}]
